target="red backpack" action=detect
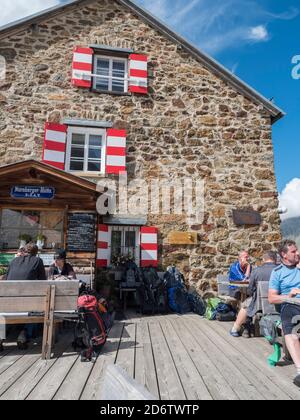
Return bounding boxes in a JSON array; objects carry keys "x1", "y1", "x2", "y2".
[{"x1": 74, "y1": 294, "x2": 107, "y2": 362}]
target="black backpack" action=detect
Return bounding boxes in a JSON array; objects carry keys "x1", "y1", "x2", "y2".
[
  {"x1": 137, "y1": 267, "x2": 168, "y2": 315},
  {"x1": 187, "y1": 292, "x2": 206, "y2": 316}
]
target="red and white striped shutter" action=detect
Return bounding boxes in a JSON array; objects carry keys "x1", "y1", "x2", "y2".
[
  {"x1": 128, "y1": 54, "x2": 148, "y2": 95},
  {"x1": 72, "y1": 46, "x2": 93, "y2": 88},
  {"x1": 140, "y1": 227, "x2": 158, "y2": 268},
  {"x1": 97, "y1": 224, "x2": 109, "y2": 268},
  {"x1": 42, "y1": 122, "x2": 68, "y2": 170},
  {"x1": 106, "y1": 129, "x2": 127, "y2": 174}
]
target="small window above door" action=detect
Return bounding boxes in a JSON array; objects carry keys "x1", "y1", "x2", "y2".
[
  {"x1": 93, "y1": 55, "x2": 128, "y2": 94},
  {"x1": 65, "y1": 126, "x2": 106, "y2": 175}
]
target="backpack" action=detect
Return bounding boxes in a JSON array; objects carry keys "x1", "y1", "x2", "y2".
[
  {"x1": 164, "y1": 266, "x2": 185, "y2": 289},
  {"x1": 137, "y1": 268, "x2": 168, "y2": 315},
  {"x1": 187, "y1": 292, "x2": 206, "y2": 316},
  {"x1": 121, "y1": 262, "x2": 140, "y2": 288},
  {"x1": 73, "y1": 294, "x2": 107, "y2": 362},
  {"x1": 259, "y1": 314, "x2": 282, "y2": 366},
  {"x1": 168, "y1": 285, "x2": 191, "y2": 314}
]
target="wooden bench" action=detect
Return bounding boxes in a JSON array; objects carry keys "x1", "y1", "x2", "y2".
[{"x1": 0, "y1": 280, "x2": 79, "y2": 359}]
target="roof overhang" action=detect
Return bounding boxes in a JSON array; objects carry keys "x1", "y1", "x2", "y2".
[
  {"x1": 0, "y1": 0, "x2": 285, "y2": 123},
  {"x1": 0, "y1": 160, "x2": 99, "y2": 194}
]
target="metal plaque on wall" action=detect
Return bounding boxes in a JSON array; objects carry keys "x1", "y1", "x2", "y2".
[{"x1": 232, "y1": 209, "x2": 262, "y2": 226}]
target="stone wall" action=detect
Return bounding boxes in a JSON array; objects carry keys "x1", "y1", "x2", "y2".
[{"x1": 0, "y1": 0, "x2": 282, "y2": 288}]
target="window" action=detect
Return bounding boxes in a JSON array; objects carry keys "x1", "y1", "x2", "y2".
[
  {"x1": 108, "y1": 226, "x2": 140, "y2": 266},
  {"x1": 66, "y1": 126, "x2": 106, "y2": 174},
  {"x1": 0, "y1": 209, "x2": 64, "y2": 250},
  {"x1": 93, "y1": 55, "x2": 128, "y2": 94}
]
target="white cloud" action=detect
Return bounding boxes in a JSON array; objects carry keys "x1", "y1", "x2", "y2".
[
  {"x1": 247, "y1": 25, "x2": 269, "y2": 41},
  {"x1": 0, "y1": 0, "x2": 61, "y2": 27},
  {"x1": 138, "y1": 0, "x2": 298, "y2": 54},
  {"x1": 279, "y1": 179, "x2": 300, "y2": 220}
]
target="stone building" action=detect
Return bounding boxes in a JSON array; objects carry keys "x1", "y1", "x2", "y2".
[{"x1": 0, "y1": 0, "x2": 284, "y2": 288}]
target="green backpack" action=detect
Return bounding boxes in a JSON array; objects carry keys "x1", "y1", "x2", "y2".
[{"x1": 205, "y1": 298, "x2": 221, "y2": 320}]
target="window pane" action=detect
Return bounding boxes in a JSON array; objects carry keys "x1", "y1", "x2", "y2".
[
  {"x1": 21, "y1": 211, "x2": 40, "y2": 228},
  {"x1": 88, "y1": 161, "x2": 101, "y2": 172},
  {"x1": 71, "y1": 133, "x2": 85, "y2": 146},
  {"x1": 88, "y1": 148, "x2": 101, "y2": 159},
  {"x1": 71, "y1": 147, "x2": 85, "y2": 158},
  {"x1": 1, "y1": 209, "x2": 22, "y2": 228},
  {"x1": 70, "y1": 160, "x2": 84, "y2": 171},
  {"x1": 96, "y1": 79, "x2": 109, "y2": 91},
  {"x1": 97, "y1": 59, "x2": 109, "y2": 76},
  {"x1": 125, "y1": 231, "x2": 136, "y2": 248},
  {"x1": 112, "y1": 61, "x2": 125, "y2": 78},
  {"x1": 0, "y1": 210, "x2": 64, "y2": 250},
  {"x1": 96, "y1": 59, "x2": 110, "y2": 91},
  {"x1": 89, "y1": 135, "x2": 102, "y2": 147}
]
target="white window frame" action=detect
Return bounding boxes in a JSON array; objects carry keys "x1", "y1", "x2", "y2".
[
  {"x1": 93, "y1": 54, "x2": 129, "y2": 94},
  {"x1": 108, "y1": 226, "x2": 140, "y2": 267},
  {"x1": 65, "y1": 126, "x2": 106, "y2": 175}
]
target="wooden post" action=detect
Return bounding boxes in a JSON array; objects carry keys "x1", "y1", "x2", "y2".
[
  {"x1": 42, "y1": 285, "x2": 56, "y2": 360},
  {"x1": 45, "y1": 285, "x2": 56, "y2": 360},
  {"x1": 42, "y1": 286, "x2": 51, "y2": 360}
]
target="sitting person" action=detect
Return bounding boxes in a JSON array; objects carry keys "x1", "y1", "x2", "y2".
[
  {"x1": 230, "y1": 251, "x2": 278, "y2": 338},
  {"x1": 48, "y1": 249, "x2": 76, "y2": 279},
  {"x1": 269, "y1": 240, "x2": 300, "y2": 388},
  {"x1": 228, "y1": 250, "x2": 252, "y2": 299},
  {"x1": 5, "y1": 243, "x2": 46, "y2": 348},
  {"x1": 6, "y1": 243, "x2": 46, "y2": 281}
]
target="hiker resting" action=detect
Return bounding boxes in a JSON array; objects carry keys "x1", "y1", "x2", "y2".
[
  {"x1": 230, "y1": 251, "x2": 278, "y2": 338},
  {"x1": 269, "y1": 240, "x2": 300, "y2": 389},
  {"x1": 228, "y1": 250, "x2": 252, "y2": 300}
]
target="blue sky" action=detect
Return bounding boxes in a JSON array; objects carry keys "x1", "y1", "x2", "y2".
[{"x1": 0, "y1": 0, "x2": 299, "y2": 216}]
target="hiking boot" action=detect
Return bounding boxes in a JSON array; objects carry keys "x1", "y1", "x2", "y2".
[
  {"x1": 17, "y1": 330, "x2": 28, "y2": 350},
  {"x1": 293, "y1": 375, "x2": 300, "y2": 388},
  {"x1": 230, "y1": 329, "x2": 240, "y2": 338}
]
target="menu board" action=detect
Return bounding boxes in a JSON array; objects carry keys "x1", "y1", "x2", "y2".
[{"x1": 67, "y1": 213, "x2": 96, "y2": 252}]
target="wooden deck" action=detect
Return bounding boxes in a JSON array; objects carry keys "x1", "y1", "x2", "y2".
[{"x1": 0, "y1": 313, "x2": 299, "y2": 400}]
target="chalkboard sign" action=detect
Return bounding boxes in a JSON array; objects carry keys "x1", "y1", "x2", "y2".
[{"x1": 67, "y1": 213, "x2": 96, "y2": 252}]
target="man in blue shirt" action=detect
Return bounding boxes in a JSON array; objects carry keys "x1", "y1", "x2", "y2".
[
  {"x1": 269, "y1": 240, "x2": 300, "y2": 388},
  {"x1": 228, "y1": 250, "x2": 252, "y2": 299}
]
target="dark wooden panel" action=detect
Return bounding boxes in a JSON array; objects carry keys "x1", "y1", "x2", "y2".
[{"x1": 232, "y1": 209, "x2": 262, "y2": 226}]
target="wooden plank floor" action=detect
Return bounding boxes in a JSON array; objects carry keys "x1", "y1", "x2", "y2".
[{"x1": 0, "y1": 313, "x2": 299, "y2": 400}]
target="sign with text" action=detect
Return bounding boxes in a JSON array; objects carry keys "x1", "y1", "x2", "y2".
[
  {"x1": 38, "y1": 253, "x2": 55, "y2": 267},
  {"x1": 232, "y1": 209, "x2": 262, "y2": 226},
  {"x1": 11, "y1": 186, "x2": 55, "y2": 200}
]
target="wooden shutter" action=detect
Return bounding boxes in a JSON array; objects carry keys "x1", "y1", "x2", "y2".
[
  {"x1": 128, "y1": 54, "x2": 148, "y2": 95},
  {"x1": 97, "y1": 224, "x2": 109, "y2": 268},
  {"x1": 140, "y1": 227, "x2": 158, "y2": 268},
  {"x1": 72, "y1": 46, "x2": 93, "y2": 88},
  {"x1": 42, "y1": 122, "x2": 68, "y2": 170},
  {"x1": 106, "y1": 129, "x2": 127, "y2": 174}
]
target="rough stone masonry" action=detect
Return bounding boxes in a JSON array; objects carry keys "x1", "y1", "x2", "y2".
[{"x1": 0, "y1": 0, "x2": 282, "y2": 289}]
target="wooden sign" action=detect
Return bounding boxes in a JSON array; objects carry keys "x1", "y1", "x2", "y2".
[
  {"x1": 232, "y1": 209, "x2": 262, "y2": 226},
  {"x1": 167, "y1": 231, "x2": 198, "y2": 245}
]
